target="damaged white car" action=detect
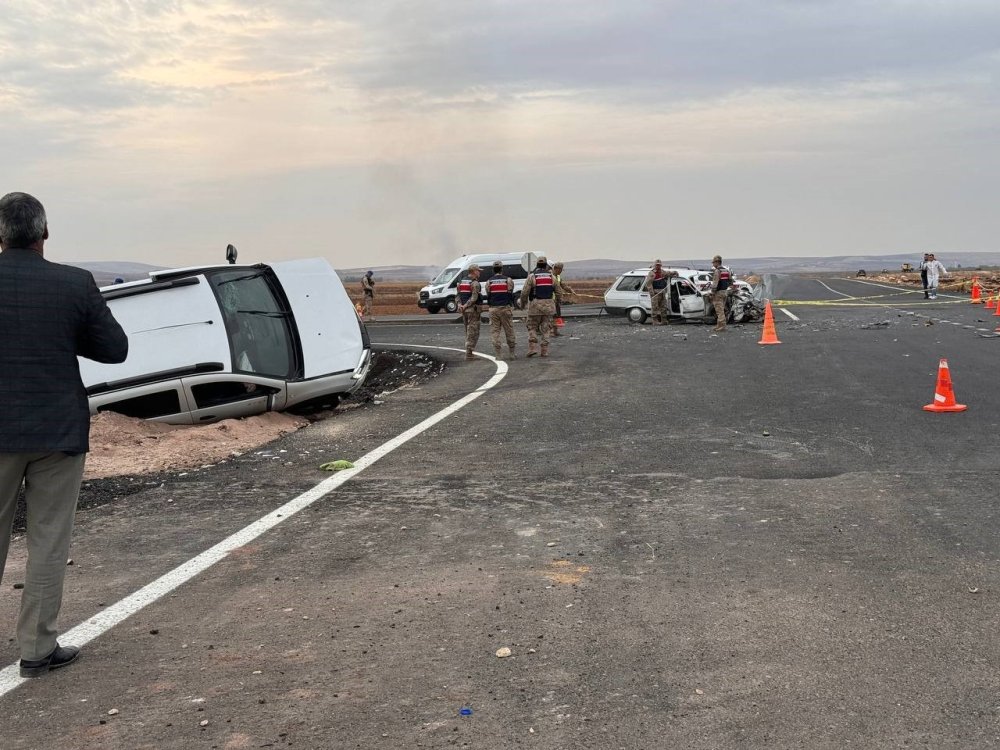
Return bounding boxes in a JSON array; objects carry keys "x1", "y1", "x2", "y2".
[
  {"x1": 603, "y1": 267, "x2": 761, "y2": 324},
  {"x1": 79, "y1": 254, "x2": 372, "y2": 425}
]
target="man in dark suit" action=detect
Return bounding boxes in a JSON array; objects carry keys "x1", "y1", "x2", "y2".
[{"x1": 0, "y1": 192, "x2": 128, "y2": 678}]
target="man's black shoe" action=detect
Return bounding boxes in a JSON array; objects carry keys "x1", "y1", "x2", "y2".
[{"x1": 19, "y1": 644, "x2": 80, "y2": 678}]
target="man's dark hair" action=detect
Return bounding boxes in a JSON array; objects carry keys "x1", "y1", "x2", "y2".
[{"x1": 0, "y1": 192, "x2": 47, "y2": 248}]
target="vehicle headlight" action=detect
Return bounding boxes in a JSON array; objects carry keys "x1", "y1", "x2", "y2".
[{"x1": 432, "y1": 286, "x2": 443, "y2": 294}]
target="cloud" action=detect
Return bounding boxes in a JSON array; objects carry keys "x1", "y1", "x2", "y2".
[{"x1": 1, "y1": 1, "x2": 998, "y2": 264}]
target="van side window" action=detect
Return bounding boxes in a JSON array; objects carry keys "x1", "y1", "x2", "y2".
[
  {"x1": 191, "y1": 382, "x2": 279, "y2": 408},
  {"x1": 99, "y1": 389, "x2": 182, "y2": 419},
  {"x1": 616, "y1": 276, "x2": 645, "y2": 292},
  {"x1": 504, "y1": 264, "x2": 528, "y2": 281}
]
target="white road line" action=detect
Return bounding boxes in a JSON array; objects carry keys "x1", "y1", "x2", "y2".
[
  {"x1": 778, "y1": 308, "x2": 800, "y2": 321},
  {"x1": 0, "y1": 345, "x2": 505, "y2": 698}
]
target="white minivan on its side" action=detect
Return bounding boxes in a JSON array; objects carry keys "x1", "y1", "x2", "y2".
[
  {"x1": 79, "y1": 257, "x2": 372, "y2": 425},
  {"x1": 418, "y1": 252, "x2": 538, "y2": 313}
]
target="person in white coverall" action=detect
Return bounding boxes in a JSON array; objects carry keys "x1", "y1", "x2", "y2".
[{"x1": 924, "y1": 253, "x2": 947, "y2": 299}]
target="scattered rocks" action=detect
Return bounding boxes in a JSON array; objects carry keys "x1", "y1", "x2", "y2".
[{"x1": 495, "y1": 647, "x2": 512, "y2": 658}]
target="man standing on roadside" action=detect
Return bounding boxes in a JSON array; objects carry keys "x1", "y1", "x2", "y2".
[
  {"x1": 919, "y1": 253, "x2": 930, "y2": 299},
  {"x1": 486, "y1": 260, "x2": 516, "y2": 359},
  {"x1": 551, "y1": 262, "x2": 575, "y2": 337},
  {"x1": 642, "y1": 260, "x2": 677, "y2": 326},
  {"x1": 709, "y1": 254, "x2": 733, "y2": 332},
  {"x1": 457, "y1": 264, "x2": 482, "y2": 360},
  {"x1": 519, "y1": 256, "x2": 560, "y2": 357},
  {"x1": 924, "y1": 253, "x2": 947, "y2": 300},
  {"x1": 0, "y1": 192, "x2": 128, "y2": 678},
  {"x1": 361, "y1": 270, "x2": 376, "y2": 321}
]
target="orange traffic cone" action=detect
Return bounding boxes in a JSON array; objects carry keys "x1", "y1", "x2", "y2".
[
  {"x1": 758, "y1": 301, "x2": 781, "y2": 345},
  {"x1": 555, "y1": 317, "x2": 565, "y2": 328},
  {"x1": 922, "y1": 359, "x2": 967, "y2": 413},
  {"x1": 994, "y1": 297, "x2": 1000, "y2": 317},
  {"x1": 970, "y1": 278, "x2": 981, "y2": 303},
  {"x1": 986, "y1": 292, "x2": 996, "y2": 310},
  {"x1": 354, "y1": 302, "x2": 363, "y2": 316}
]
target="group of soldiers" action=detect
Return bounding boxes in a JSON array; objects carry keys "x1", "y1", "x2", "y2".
[
  {"x1": 458, "y1": 256, "x2": 574, "y2": 360},
  {"x1": 643, "y1": 254, "x2": 734, "y2": 331}
]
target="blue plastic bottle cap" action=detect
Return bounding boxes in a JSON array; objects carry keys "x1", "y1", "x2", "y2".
[{"x1": 459, "y1": 707, "x2": 473, "y2": 716}]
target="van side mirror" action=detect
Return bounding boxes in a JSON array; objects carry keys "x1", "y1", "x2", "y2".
[{"x1": 226, "y1": 244, "x2": 238, "y2": 264}]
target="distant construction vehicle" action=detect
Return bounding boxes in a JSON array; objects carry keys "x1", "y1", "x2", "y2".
[{"x1": 901, "y1": 263, "x2": 914, "y2": 272}]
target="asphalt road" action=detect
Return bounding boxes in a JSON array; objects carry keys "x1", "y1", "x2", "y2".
[{"x1": 2, "y1": 275, "x2": 999, "y2": 749}]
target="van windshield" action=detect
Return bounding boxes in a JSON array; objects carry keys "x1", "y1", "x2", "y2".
[{"x1": 432, "y1": 267, "x2": 460, "y2": 285}]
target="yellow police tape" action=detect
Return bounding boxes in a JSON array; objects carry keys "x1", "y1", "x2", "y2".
[{"x1": 772, "y1": 298, "x2": 968, "y2": 307}]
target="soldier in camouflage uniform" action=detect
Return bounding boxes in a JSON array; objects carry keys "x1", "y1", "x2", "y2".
[
  {"x1": 709, "y1": 254, "x2": 733, "y2": 331},
  {"x1": 485, "y1": 260, "x2": 516, "y2": 359},
  {"x1": 519, "y1": 256, "x2": 561, "y2": 357},
  {"x1": 642, "y1": 260, "x2": 677, "y2": 325},
  {"x1": 457, "y1": 264, "x2": 482, "y2": 360},
  {"x1": 551, "y1": 262, "x2": 575, "y2": 337}
]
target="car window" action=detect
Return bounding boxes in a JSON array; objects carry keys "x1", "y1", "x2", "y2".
[
  {"x1": 210, "y1": 270, "x2": 296, "y2": 379},
  {"x1": 191, "y1": 381, "x2": 280, "y2": 408},
  {"x1": 676, "y1": 280, "x2": 698, "y2": 296},
  {"x1": 99, "y1": 389, "x2": 183, "y2": 419},
  {"x1": 615, "y1": 275, "x2": 645, "y2": 292}
]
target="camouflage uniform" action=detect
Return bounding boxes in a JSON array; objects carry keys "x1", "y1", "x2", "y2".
[
  {"x1": 486, "y1": 267, "x2": 516, "y2": 359},
  {"x1": 361, "y1": 273, "x2": 375, "y2": 321},
  {"x1": 519, "y1": 260, "x2": 561, "y2": 357},
  {"x1": 642, "y1": 262, "x2": 676, "y2": 325},
  {"x1": 458, "y1": 268, "x2": 482, "y2": 360},
  {"x1": 551, "y1": 264, "x2": 575, "y2": 336},
  {"x1": 709, "y1": 256, "x2": 732, "y2": 331}
]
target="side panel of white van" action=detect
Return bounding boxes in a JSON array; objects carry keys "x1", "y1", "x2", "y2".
[{"x1": 79, "y1": 279, "x2": 229, "y2": 388}]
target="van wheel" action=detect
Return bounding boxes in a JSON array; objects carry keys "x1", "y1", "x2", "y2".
[
  {"x1": 627, "y1": 307, "x2": 647, "y2": 324},
  {"x1": 427, "y1": 306, "x2": 440, "y2": 314},
  {"x1": 445, "y1": 298, "x2": 458, "y2": 313}
]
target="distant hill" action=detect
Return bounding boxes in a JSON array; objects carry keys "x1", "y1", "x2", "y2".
[
  {"x1": 70, "y1": 252, "x2": 1000, "y2": 286},
  {"x1": 70, "y1": 261, "x2": 165, "y2": 287},
  {"x1": 343, "y1": 252, "x2": 1000, "y2": 280}
]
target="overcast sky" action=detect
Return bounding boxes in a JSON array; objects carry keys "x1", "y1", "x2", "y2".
[{"x1": 2, "y1": 1, "x2": 998, "y2": 268}]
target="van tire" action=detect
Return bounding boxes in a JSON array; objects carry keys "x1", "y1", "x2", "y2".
[
  {"x1": 445, "y1": 298, "x2": 458, "y2": 313},
  {"x1": 627, "y1": 307, "x2": 647, "y2": 324}
]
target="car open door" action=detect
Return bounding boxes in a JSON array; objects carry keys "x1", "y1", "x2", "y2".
[
  {"x1": 672, "y1": 278, "x2": 709, "y2": 319},
  {"x1": 181, "y1": 375, "x2": 287, "y2": 424}
]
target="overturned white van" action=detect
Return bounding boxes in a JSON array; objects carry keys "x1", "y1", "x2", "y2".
[
  {"x1": 417, "y1": 252, "x2": 538, "y2": 313},
  {"x1": 79, "y1": 258, "x2": 372, "y2": 425}
]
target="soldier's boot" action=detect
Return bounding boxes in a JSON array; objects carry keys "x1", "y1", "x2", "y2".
[
  {"x1": 494, "y1": 347, "x2": 503, "y2": 360},
  {"x1": 508, "y1": 347, "x2": 516, "y2": 360},
  {"x1": 466, "y1": 348, "x2": 476, "y2": 360},
  {"x1": 651, "y1": 316, "x2": 662, "y2": 326},
  {"x1": 527, "y1": 342, "x2": 538, "y2": 357},
  {"x1": 540, "y1": 344, "x2": 549, "y2": 357}
]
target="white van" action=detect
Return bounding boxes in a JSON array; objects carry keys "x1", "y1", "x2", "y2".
[
  {"x1": 417, "y1": 252, "x2": 539, "y2": 313},
  {"x1": 79, "y1": 257, "x2": 372, "y2": 425}
]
